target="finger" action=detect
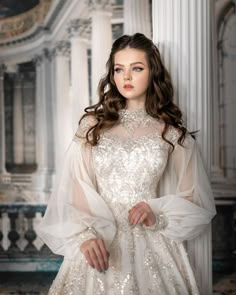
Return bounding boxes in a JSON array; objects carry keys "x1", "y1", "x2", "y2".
[
  {"x1": 84, "y1": 250, "x2": 95, "y2": 268},
  {"x1": 89, "y1": 247, "x2": 101, "y2": 271},
  {"x1": 97, "y1": 239, "x2": 109, "y2": 269},
  {"x1": 128, "y1": 204, "x2": 141, "y2": 220},
  {"x1": 133, "y1": 210, "x2": 147, "y2": 225},
  {"x1": 129, "y1": 204, "x2": 139, "y2": 214},
  {"x1": 129, "y1": 209, "x2": 138, "y2": 224},
  {"x1": 130, "y1": 202, "x2": 148, "y2": 214},
  {"x1": 130, "y1": 209, "x2": 144, "y2": 226},
  {"x1": 93, "y1": 242, "x2": 106, "y2": 271},
  {"x1": 139, "y1": 212, "x2": 148, "y2": 224}
]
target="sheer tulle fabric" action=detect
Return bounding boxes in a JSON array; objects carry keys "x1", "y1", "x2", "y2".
[{"x1": 37, "y1": 110, "x2": 216, "y2": 295}]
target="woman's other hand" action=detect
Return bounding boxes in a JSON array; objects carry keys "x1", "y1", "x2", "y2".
[
  {"x1": 128, "y1": 201, "x2": 156, "y2": 227},
  {"x1": 80, "y1": 239, "x2": 109, "y2": 272}
]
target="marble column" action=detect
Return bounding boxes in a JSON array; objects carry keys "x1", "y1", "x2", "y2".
[
  {"x1": 152, "y1": 1, "x2": 214, "y2": 294},
  {"x1": 89, "y1": 0, "x2": 113, "y2": 104},
  {"x1": 68, "y1": 19, "x2": 90, "y2": 131},
  {"x1": 153, "y1": 0, "x2": 213, "y2": 169},
  {"x1": 13, "y1": 73, "x2": 24, "y2": 165},
  {"x1": 0, "y1": 64, "x2": 6, "y2": 176},
  {"x1": 124, "y1": 0, "x2": 151, "y2": 38},
  {"x1": 32, "y1": 51, "x2": 55, "y2": 196},
  {"x1": 53, "y1": 41, "x2": 72, "y2": 172}
]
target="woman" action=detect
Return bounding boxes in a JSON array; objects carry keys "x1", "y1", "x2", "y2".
[{"x1": 37, "y1": 33, "x2": 216, "y2": 294}]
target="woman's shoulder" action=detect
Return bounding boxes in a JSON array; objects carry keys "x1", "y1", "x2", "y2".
[
  {"x1": 166, "y1": 125, "x2": 194, "y2": 147},
  {"x1": 75, "y1": 114, "x2": 98, "y2": 139},
  {"x1": 80, "y1": 114, "x2": 97, "y2": 129},
  {"x1": 165, "y1": 125, "x2": 181, "y2": 146}
]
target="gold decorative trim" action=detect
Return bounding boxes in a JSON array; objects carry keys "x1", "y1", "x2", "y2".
[{"x1": 0, "y1": 0, "x2": 53, "y2": 40}]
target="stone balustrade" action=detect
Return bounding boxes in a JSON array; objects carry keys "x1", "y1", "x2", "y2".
[
  {"x1": 0, "y1": 197, "x2": 235, "y2": 274},
  {"x1": 0, "y1": 203, "x2": 62, "y2": 272}
]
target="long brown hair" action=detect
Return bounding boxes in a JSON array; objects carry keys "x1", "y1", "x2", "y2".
[{"x1": 80, "y1": 33, "x2": 187, "y2": 150}]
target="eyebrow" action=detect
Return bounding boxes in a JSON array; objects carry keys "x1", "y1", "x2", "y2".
[{"x1": 114, "y1": 62, "x2": 145, "y2": 67}]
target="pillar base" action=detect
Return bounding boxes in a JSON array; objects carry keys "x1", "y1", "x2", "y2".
[
  {"x1": 0, "y1": 172, "x2": 11, "y2": 185},
  {"x1": 211, "y1": 166, "x2": 225, "y2": 181},
  {"x1": 31, "y1": 169, "x2": 55, "y2": 196}
]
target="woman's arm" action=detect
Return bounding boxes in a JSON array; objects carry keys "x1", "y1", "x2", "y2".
[{"x1": 36, "y1": 117, "x2": 116, "y2": 264}]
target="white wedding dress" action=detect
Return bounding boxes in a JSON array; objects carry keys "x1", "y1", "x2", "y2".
[{"x1": 37, "y1": 109, "x2": 216, "y2": 295}]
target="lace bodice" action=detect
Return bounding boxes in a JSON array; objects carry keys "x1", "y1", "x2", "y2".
[{"x1": 92, "y1": 109, "x2": 179, "y2": 225}]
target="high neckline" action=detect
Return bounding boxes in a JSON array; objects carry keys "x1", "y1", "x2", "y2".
[{"x1": 119, "y1": 108, "x2": 148, "y2": 121}]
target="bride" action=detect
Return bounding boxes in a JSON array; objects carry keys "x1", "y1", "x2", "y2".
[{"x1": 37, "y1": 33, "x2": 216, "y2": 295}]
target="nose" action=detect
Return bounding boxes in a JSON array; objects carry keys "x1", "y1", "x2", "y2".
[{"x1": 124, "y1": 70, "x2": 132, "y2": 81}]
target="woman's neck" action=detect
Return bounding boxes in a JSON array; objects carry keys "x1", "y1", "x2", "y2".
[{"x1": 125, "y1": 100, "x2": 145, "y2": 110}]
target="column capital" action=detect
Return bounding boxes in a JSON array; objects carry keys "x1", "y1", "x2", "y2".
[
  {"x1": 67, "y1": 18, "x2": 91, "y2": 40},
  {"x1": 34, "y1": 49, "x2": 54, "y2": 67},
  {"x1": 53, "y1": 40, "x2": 70, "y2": 57},
  {"x1": 87, "y1": 0, "x2": 114, "y2": 13},
  {"x1": 34, "y1": 55, "x2": 43, "y2": 67},
  {"x1": 43, "y1": 48, "x2": 54, "y2": 61}
]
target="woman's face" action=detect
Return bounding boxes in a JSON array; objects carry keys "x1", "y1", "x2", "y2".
[{"x1": 113, "y1": 48, "x2": 150, "y2": 107}]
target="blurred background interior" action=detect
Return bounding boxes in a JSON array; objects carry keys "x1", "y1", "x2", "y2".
[{"x1": 0, "y1": 0, "x2": 235, "y2": 294}]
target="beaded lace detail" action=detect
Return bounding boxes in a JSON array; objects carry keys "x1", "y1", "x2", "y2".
[{"x1": 119, "y1": 108, "x2": 156, "y2": 137}]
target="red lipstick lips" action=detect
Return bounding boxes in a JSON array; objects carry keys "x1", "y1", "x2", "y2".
[{"x1": 124, "y1": 84, "x2": 134, "y2": 89}]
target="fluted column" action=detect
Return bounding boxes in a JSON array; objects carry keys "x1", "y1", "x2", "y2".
[
  {"x1": 89, "y1": 0, "x2": 113, "y2": 104},
  {"x1": 153, "y1": 1, "x2": 214, "y2": 294},
  {"x1": 153, "y1": 0, "x2": 213, "y2": 169},
  {"x1": 68, "y1": 19, "x2": 90, "y2": 131},
  {"x1": 13, "y1": 73, "x2": 24, "y2": 164},
  {"x1": 0, "y1": 64, "x2": 6, "y2": 176},
  {"x1": 124, "y1": 0, "x2": 151, "y2": 38},
  {"x1": 54, "y1": 41, "x2": 72, "y2": 171},
  {"x1": 32, "y1": 50, "x2": 55, "y2": 195}
]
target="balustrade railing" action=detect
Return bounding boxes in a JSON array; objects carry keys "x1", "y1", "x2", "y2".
[{"x1": 0, "y1": 203, "x2": 62, "y2": 272}]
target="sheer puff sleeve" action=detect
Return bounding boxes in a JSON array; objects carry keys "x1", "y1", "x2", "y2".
[
  {"x1": 36, "y1": 116, "x2": 116, "y2": 259},
  {"x1": 147, "y1": 129, "x2": 216, "y2": 242}
]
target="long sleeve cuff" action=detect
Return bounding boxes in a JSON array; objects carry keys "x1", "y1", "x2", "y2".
[
  {"x1": 78, "y1": 227, "x2": 97, "y2": 248},
  {"x1": 143, "y1": 211, "x2": 168, "y2": 231}
]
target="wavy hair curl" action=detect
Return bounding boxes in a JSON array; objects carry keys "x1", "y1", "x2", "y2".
[{"x1": 80, "y1": 33, "x2": 187, "y2": 150}]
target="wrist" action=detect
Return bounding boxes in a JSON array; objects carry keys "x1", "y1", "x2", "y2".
[
  {"x1": 143, "y1": 211, "x2": 168, "y2": 231},
  {"x1": 78, "y1": 227, "x2": 97, "y2": 248}
]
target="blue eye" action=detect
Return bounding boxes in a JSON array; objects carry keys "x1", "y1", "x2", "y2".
[
  {"x1": 133, "y1": 67, "x2": 144, "y2": 72},
  {"x1": 114, "y1": 68, "x2": 123, "y2": 73}
]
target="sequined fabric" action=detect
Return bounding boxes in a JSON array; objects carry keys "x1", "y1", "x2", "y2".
[{"x1": 48, "y1": 109, "x2": 200, "y2": 295}]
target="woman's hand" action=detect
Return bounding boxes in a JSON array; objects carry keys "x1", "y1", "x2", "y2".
[
  {"x1": 80, "y1": 239, "x2": 109, "y2": 272},
  {"x1": 128, "y1": 201, "x2": 156, "y2": 227}
]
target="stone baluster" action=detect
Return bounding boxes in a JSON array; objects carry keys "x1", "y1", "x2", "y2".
[
  {"x1": 24, "y1": 210, "x2": 37, "y2": 254},
  {"x1": 7, "y1": 212, "x2": 20, "y2": 255}
]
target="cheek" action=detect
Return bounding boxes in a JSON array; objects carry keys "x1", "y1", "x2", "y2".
[
  {"x1": 114, "y1": 75, "x2": 122, "y2": 88},
  {"x1": 136, "y1": 74, "x2": 149, "y2": 85}
]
